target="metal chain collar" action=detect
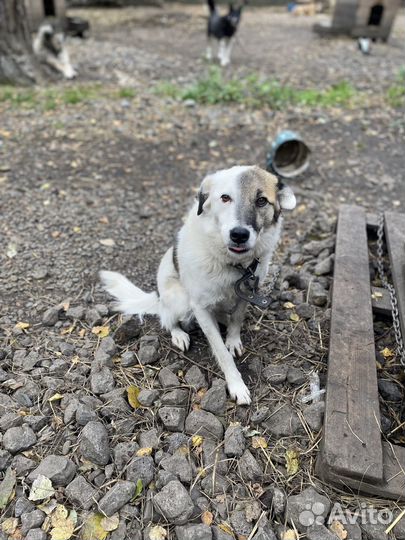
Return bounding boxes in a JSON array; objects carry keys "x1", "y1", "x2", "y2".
[
  {"x1": 376, "y1": 212, "x2": 405, "y2": 367},
  {"x1": 230, "y1": 260, "x2": 281, "y2": 313}
]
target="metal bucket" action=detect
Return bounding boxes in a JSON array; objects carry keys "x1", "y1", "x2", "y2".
[{"x1": 266, "y1": 130, "x2": 310, "y2": 178}]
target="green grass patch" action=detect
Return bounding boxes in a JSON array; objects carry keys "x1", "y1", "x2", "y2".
[
  {"x1": 387, "y1": 68, "x2": 405, "y2": 108},
  {"x1": 117, "y1": 87, "x2": 137, "y2": 99},
  {"x1": 155, "y1": 68, "x2": 357, "y2": 109},
  {"x1": 0, "y1": 83, "x2": 137, "y2": 111}
]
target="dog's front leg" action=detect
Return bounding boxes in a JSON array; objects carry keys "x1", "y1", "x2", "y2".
[
  {"x1": 192, "y1": 304, "x2": 251, "y2": 405},
  {"x1": 225, "y1": 300, "x2": 247, "y2": 357}
]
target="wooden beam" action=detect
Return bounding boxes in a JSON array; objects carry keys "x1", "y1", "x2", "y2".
[
  {"x1": 317, "y1": 442, "x2": 405, "y2": 501},
  {"x1": 319, "y1": 205, "x2": 383, "y2": 484},
  {"x1": 371, "y1": 286, "x2": 392, "y2": 316},
  {"x1": 384, "y1": 212, "x2": 405, "y2": 347}
]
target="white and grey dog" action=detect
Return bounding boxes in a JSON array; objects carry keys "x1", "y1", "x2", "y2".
[
  {"x1": 100, "y1": 166, "x2": 296, "y2": 405},
  {"x1": 33, "y1": 23, "x2": 77, "y2": 79}
]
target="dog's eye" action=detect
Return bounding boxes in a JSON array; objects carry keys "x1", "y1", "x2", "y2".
[
  {"x1": 256, "y1": 197, "x2": 268, "y2": 207},
  {"x1": 221, "y1": 194, "x2": 231, "y2": 203}
]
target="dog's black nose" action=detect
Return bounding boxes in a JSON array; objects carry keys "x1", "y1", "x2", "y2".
[{"x1": 230, "y1": 227, "x2": 250, "y2": 244}]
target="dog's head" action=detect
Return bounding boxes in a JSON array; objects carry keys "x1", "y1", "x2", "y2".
[
  {"x1": 39, "y1": 22, "x2": 65, "y2": 56},
  {"x1": 196, "y1": 165, "x2": 295, "y2": 259},
  {"x1": 227, "y1": 3, "x2": 243, "y2": 27}
]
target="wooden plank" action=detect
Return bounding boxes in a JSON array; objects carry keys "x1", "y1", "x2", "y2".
[
  {"x1": 366, "y1": 212, "x2": 379, "y2": 230},
  {"x1": 317, "y1": 442, "x2": 405, "y2": 501},
  {"x1": 384, "y1": 212, "x2": 405, "y2": 346},
  {"x1": 320, "y1": 205, "x2": 383, "y2": 483},
  {"x1": 371, "y1": 286, "x2": 392, "y2": 316}
]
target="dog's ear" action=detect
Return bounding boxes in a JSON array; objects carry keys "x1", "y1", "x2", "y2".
[
  {"x1": 197, "y1": 191, "x2": 208, "y2": 215},
  {"x1": 277, "y1": 181, "x2": 296, "y2": 210},
  {"x1": 196, "y1": 176, "x2": 212, "y2": 216}
]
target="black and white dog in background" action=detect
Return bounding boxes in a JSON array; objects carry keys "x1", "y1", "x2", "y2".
[
  {"x1": 33, "y1": 22, "x2": 77, "y2": 79},
  {"x1": 206, "y1": 0, "x2": 246, "y2": 66}
]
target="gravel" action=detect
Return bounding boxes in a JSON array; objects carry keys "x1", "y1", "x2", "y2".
[
  {"x1": 200, "y1": 378, "x2": 227, "y2": 414},
  {"x1": 65, "y1": 475, "x2": 100, "y2": 509},
  {"x1": 286, "y1": 486, "x2": 331, "y2": 532},
  {"x1": 153, "y1": 480, "x2": 194, "y2": 524},
  {"x1": 21, "y1": 510, "x2": 46, "y2": 534},
  {"x1": 98, "y1": 480, "x2": 136, "y2": 516},
  {"x1": 158, "y1": 406, "x2": 186, "y2": 431},
  {"x1": 138, "y1": 335, "x2": 160, "y2": 365},
  {"x1": 185, "y1": 410, "x2": 224, "y2": 440},
  {"x1": 175, "y1": 524, "x2": 213, "y2": 540},
  {"x1": 80, "y1": 421, "x2": 110, "y2": 465},
  {"x1": 224, "y1": 424, "x2": 246, "y2": 457},
  {"x1": 184, "y1": 365, "x2": 207, "y2": 390},
  {"x1": 28, "y1": 455, "x2": 77, "y2": 486},
  {"x1": 263, "y1": 404, "x2": 302, "y2": 437},
  {"x1": 238, "y1": 449, "x2": 264, "y2": 482},
  {"x1": 126, "y1": 456, "x2": 155, "y2": 486},
  {"x1": 3, "y1": 426, "x2": 37, "y2": 454},
  {"x1": 138, "y1": 389, "x2": 159, "y2": 406},
  {"x1": 158, "y1": 367, "x2": 180, "y2": 388},
  {"x1": 160, "y1": 451, "x2": 193, "y2": 483},
  {"x1": 262, "y1": 364, "x2": 288, "y2": 385},
  {"x1": 113, "y1": 442, "x2": 140, "y2": 469}
]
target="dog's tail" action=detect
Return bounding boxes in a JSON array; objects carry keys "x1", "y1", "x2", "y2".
[
  {"x1": 207, "y1": 0, "x2": 216, "y2": 13},
  {"x1": 100, "y1": 271, "x2": 159, "y2": 317}
]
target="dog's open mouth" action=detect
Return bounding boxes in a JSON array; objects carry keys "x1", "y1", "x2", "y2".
[{"x1": 229, "y1": 246, "x2": 250, "y2": 254}]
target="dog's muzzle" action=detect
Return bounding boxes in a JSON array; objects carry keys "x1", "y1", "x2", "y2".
[{"x1": 229, "y1": 227, "x2": 250, "y2": 253}]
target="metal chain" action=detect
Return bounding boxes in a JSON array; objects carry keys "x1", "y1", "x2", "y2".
[
  {"x1": 229, "y1": 263, "x2": 281, "y2": 314},
  {"x1": 376, "y1": 212, "x2": 405, "y2": 367},
  {"x1": 265, "y1": 264, "x2": 281, "y2": 297}
]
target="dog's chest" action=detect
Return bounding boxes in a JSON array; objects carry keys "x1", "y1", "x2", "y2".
[{"x1": 196, "y1": 266, "x2": 242, "y2": 309}]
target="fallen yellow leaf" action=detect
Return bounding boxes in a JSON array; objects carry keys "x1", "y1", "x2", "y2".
[
  {"x1": 382, "y1": 347, "x2": 395, "y2": 358},
  {"x1": 290, "y1": 313, "x2": 300, "y2": 322},
  {"x1": 15, "y1": 322, "x2": 30, "y2": 330},
  {"x1": 191, "y1": 435, "x2": 204, "y2": 448},
  {"x1": 252, "y1": 436, "x2": 268, "y2": 449},
  {"x1": 136, "y1": 447, "x2": 153, "y2": 457},
  {"x1": 218, "y1": 522, "x2": 234, "y2": 536},
  {"x1": 285, "y1": 448, "x2": 300, "y2": 476},
  {"x1": 281, "y1": 530, "x2": 297, "y2": 540},
  {"x1": 284, "y1": 302, "x2": 295, "y2": 309},
  {"x1": 81, "y1": 513, "x2": 108, "y2": 540},
  {"x1": 100, "y1": 514, "x2": 119, "y2": 532},
  {"x1": 1, "y1": 518, "x2": 18, "y2": 535},
  {"x1": 149, "y1": 525, "x2": 167, "y2": 540},
  {"x1": 50, "y1": 504, "x2": 75, "y2": 540},
  {"x1": 92, "y1": 326, "x2": 110, "y2": 338},
  {"x1": 201, "y1": 510, "x2": 213, "y2": 526},
  {"x1": 29, "y1": 475, "x2": 55, "y2": 501},
  {"x1": 61, "y1": 325, "x2": 75, "y2": 335},
  {"x1": 329, "y1": 520, "x2": 348, "y2": 540},
  {"x1": 48, "y1": 393, "x2": 64, "y2": 402},
  {"x1": 0, "y1": 468, "x2": 16, "y2": 509},
  {"x1": 127, "y1": 386, "x2": 141, "y2": 409}
]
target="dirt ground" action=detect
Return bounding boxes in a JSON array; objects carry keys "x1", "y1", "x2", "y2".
[{"x1": 1, "y1": 4, "x2": 405, "y2": 540}]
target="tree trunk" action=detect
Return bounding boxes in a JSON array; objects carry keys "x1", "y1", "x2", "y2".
[{"x1": 0, "y1": 0, "x2": 42, "y2": 85}]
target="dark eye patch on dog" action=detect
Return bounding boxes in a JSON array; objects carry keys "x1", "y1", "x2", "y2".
[{"x1": 237, "y1": 168, "x2": 279, "y2": 231}]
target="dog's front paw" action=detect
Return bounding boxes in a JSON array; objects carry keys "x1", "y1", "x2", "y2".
[
  {"x1": 171, "y1": 328, "x2": 190, "y2": 352},
  {"x1": 227, "y1": 375, "x2": 251, "y2": 405},
  {"x1": 225, "y1": 335, "x2": 244, "y2": 357}
]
